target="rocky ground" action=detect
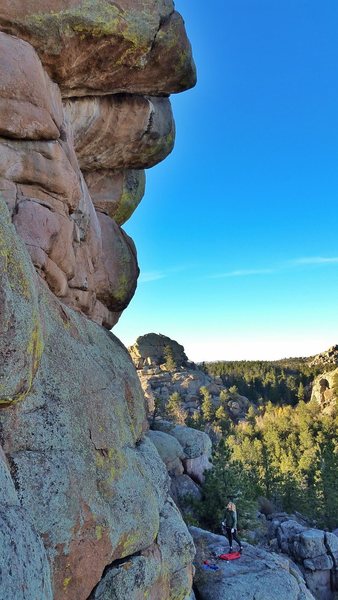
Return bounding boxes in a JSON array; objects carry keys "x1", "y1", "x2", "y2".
[{"x1": 190, "y1": 527, "x2": 316, "y2": 600}]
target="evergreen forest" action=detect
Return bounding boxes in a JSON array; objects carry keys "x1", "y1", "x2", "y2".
[{"x1": 176, "y1": 361, "x2": 338, "y2": 532}]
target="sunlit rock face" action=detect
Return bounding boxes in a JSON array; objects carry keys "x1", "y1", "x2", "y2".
[
  {"x1": 0, "y1": 3, "x2": 196, "y2": 599},
  {"x1": 0, "y1": 0, "x2": 195, "y2": 329},
  {"x1": 0, "y1": 0, "x2": 196, "y2": 97}
]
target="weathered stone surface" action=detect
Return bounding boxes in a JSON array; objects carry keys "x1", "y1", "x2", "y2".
[
  {"x1": 0, "y1": 90, "x2": 139, "y2": 329},
  {"x1": 311, "y1": 368, "x2": 338, "y2": 414},
  {"x1": 303, "y1": 555, "x2": 333, "y2": 571},
  {"x1": 295, "y1": 530, "x2": 327, "y2": 560},
  {"x1": 0, "y1": 137, "x2": 82, "y2": 213},
  {"x1": 0, "y1": 506, "x2": 53, "y2": 600},
  {"x1": 92, "y1": 212, "x2": 139, "y2": 326},
  {"x1": 270, "y1": 515, "x2": 338, "y2": 599},
  {"x1": 157, "y1": 498, "x2": 195, "y2": 591},
  {"x1": 170, "y1": 425, "x2": 212, "y2": 461},
  {"x1": 130, "y1": 333, "x2": 188, "y2": 368},
  {"x1": 0, "y1": 32, "x2": 62, "y2": 140},
  {"x1": 183, "y1": 454, "x2": 212, "y2": 485},
  {"x1": 0, "y1": 1, "x2": 196, "y2": 97},
  {"x1": 90, "y1": 499, "x2": 195, "y2": 600},
  {"x1": 0, "y1": 198, "x2": 43, "y2": 406},
  {"x1": 190, "y1": 527, "x2": 315, "y2": 600},
  {"x1": 171, "y1": 474, "x2": 201, "y2": 505},
  {"x1": 0, "y1": 448, "x2": 53, "y2": 599},
  {"x1": 325, "y1": 531, "x2": 338, "y2": 559},
  {"x1": 84, "y1": 169, "x2": 145, "y2": 225},
  {"x1": 151, "y1": 422, "x2": 212, "y2": 485},
  {"x1": 147, "y1": 429, "x2": 185, "y2": 476},
  {"x1": 303, "y1": 571, "x2": 333, "y2": 600},
  {"x1": 89, "y1": 545, "x2": 168, "y2": 600},
  {"x1": 65, "y1": 95, "x2": 175, "y2": 170},
  {"x1": 0, "y1": 1, "x2": 197, "y2": 596},
  {"x1": 0, "y1": 193, "x2": 196, "y2": 600}
]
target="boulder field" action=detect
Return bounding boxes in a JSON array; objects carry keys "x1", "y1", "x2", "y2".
[{"x1": 0, "y1": 2, "x2": 197, "y2": 599}]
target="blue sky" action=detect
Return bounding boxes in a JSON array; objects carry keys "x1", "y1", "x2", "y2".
[{"x1": 114, "y1": 0, "x2": 338, "y2": 361}]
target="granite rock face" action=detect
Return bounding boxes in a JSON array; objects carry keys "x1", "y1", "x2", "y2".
[
  {"x1": 130, "y1": 333, "x2": 189, "y2": 369},
  {"x1": 0, "y1": 3, "x2": 196, "y2": 599},
  {"x1": 267, "y1": 513, "x2": 338, "y2": 600},
  {"x1": 0, "y1": 0, "x2": 196, "y2": 97},
  {"x1": 0, "y1": 0, "x2": 195, "y2": 329},
  {"x1": 147, "y1": 427, "x2": 210, "y2": 517},
  {"x1": 190, "y1": 527, "x2": 315, "y2": 600},
  {"x1": 311, "y1": 367, "x2": 338, "y2": 414},
  {"x1": 0, "y1": 195, "x2": 195, "y2": 600}
]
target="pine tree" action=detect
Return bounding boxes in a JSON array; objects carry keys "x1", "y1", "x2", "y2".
[
  {"x1": 200, "y1": 386, "x2": 214, "y2": 422},
  {"x1": 163, "y1": 345, "x2": 177, "y2": 371},
  {"x1": 297, "y1": 382, "x2": 305, "y2": 402}
]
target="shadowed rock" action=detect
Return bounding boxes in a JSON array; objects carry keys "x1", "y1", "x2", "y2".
[{"x1": 64, "y1": 95, "x2": 175, "y2": 170}]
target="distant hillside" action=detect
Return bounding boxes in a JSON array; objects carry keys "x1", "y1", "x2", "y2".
[{"x1": 201, "y1": 358, "x2": 322, "y2": 406}]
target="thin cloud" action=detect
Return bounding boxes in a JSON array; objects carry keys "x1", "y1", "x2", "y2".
[
  {"x1": 290, "y1": 256, "x2": 338, "y2": 266},
  {"x1": 210, "y1": 268, "x2": 275, "y2": 279},
  {"x1": 209, "y1": 256, "x2": 338, "y2": 279},
  {"x1": 138, "y1": 264, "x2": 192, "y2": 284},
  {"x1": 138, "y1": 271, "x2": 166, "y2": 283}
]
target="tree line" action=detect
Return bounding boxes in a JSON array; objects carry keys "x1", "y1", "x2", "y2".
[{"x1": 200, "y1": 359, "x2": 322, "y2": 406}]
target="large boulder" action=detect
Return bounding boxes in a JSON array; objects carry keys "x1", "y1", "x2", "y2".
[
  {"x1": 151, "y1": 422, "x2": 212, "y2": 485},
  {"x1": 83, "y1": 169, "x2": 145, "y2": 226},
  {"x1": 147, "y1": 429, "x2": 185, "y2": 476},
  {"x1": 129, "y1": 332, "x2": 189, "y2": 369},
  {"x1": 64, "y1": 95, "x2": 175, "y2": 171},
  {"x1": 0, "y1": 32, "x2": 143, "y2": 329},
  {"x1": 0, "y1": 0, "x2": 196, "y2": 97},
  {"x1": 170, "y1": 425, "x2": 212, "y2": 484},
  {"x1": 89, "y1": 499, "x2": 195, "y2": 600}
]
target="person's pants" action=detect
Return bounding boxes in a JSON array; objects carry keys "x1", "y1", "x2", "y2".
[{"x1": 226, "y1": 527, "x2": 241, "y2": 549}]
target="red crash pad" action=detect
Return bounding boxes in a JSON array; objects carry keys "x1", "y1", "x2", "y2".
[{"x1": 219, "y1": 552, "x2": 241, "y2": 560}]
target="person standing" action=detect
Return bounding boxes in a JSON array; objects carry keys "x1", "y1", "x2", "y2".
[{"x1": 222, "y1": 497, "x2": 243, "y2": 553}]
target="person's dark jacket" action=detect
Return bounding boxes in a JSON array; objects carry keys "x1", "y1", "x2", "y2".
[{"x1": 224, "y1": 508, "x2": 237, "y2": 529}]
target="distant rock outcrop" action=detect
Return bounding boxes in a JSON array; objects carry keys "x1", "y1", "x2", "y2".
[
  {"x1": 308, "y1": 345, "x2": 338, "y2": 368},
  {"x1": 129, "y1": 332, "x2": 189, "y2": 369},
  {"x1": 129, "y1": 333, "x2": 250, "y2": 422},
  {"x1": 310, "y1": 368, "x2": 338, "y2": 414}
]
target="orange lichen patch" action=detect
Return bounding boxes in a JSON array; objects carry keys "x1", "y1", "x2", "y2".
[{"x1": 52, "y1": 504, "x2": 112, "y2": 600}]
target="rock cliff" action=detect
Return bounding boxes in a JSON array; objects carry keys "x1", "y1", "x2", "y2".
[
  {"x1": 129, "y1": 333, "x2": 250, "y2": 422},
  {"x1": 311, "y1": 368, "x2": 338, "y2": 414},
  {"x1": 0, "y1": 3, "x2": 196, "y2": 599}
]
